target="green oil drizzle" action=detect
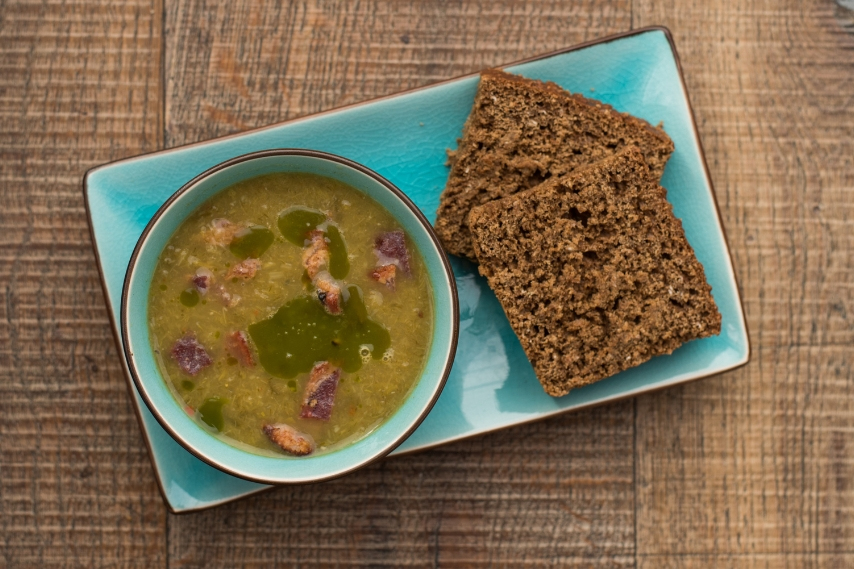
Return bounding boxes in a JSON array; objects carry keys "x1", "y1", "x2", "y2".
[
  {"x1": 278, "y1": 207, "x2": 349, "y2": 278},
  {"x1": 229, "y1": 225, "x2": 274, "y2": 259},
  {"x1": 278, "y1": 207, "x2": 327, "y2": 245},
  {"x1": 180, "y1": 288, "x2": 199, "y2": 307},
  {"x1": 198, "y1": 397, "x2": 227, "y2": 431},
  {"x1": 181, "y1": 380, "x2": 195, "y2": 391},
  {"x1": 326, "y1": 224, "x2": 350, "y2": 279},
  {"x1": 248, "y1": 285, "x2": 390, "y2": 379}
]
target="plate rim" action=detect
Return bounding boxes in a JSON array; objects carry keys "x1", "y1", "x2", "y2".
[{"x1": 82, "y1": 24, "x2": 751, "y2": 514}]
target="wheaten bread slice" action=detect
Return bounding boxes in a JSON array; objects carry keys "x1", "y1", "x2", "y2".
[
  {"x1": 435, "y1": 69, "x2": 675, "y2": 261},
  {"x1": 468, "y1": 146, "x2": 720, "y2": 397}
]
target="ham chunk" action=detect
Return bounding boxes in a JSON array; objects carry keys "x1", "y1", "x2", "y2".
[
  {"x1": 300, "y1": 362, "x2": 341, "y2": 421},
  {"x1": 370, "y1": 264, "x2": 396, "y2": 290},
  {"x1": 301, "y1": 230, "x2": 343, "y2": 315},
  {"x1": 202, "y1": 218, "x2": 240, "y2": 246},
  {"x1": 314, "y1": 272, "x2": 342, "y2": 315},
  {"x1": 170, "y1": 335, "x2": 212, "y2": 376},
  {"x1": 225, "y1": 330, "x2": 255, "y2": 367},
  {"x1": 374, "y1": 230, "x2": 411, "y2": 275},
  {"x1": 262, "y1": 423, "x2": 316, "y2": 456},
  {"x1": 226, "y1": 258, "x2": 261, "y2": 280},
  {"x1": 301, "y1": 230, "x2": 330, "y2": 280}
]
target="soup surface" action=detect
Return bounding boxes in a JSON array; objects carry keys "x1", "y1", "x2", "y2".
[{"x1": 148, "y1": 172, "x2": 433, "y2": 457}]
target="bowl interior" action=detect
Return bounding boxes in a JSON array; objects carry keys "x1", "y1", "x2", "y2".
[{"x1": 122, "y1": 151, "x2": 458, "y2": 484}]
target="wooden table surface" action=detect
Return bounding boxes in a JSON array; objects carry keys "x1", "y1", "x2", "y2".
[{"x1": 2, "y1": 0, "x2": 852, "y2": 566}]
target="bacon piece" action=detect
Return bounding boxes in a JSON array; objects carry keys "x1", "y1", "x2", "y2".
[
  {"x1": 301, "y1": 230, "x2": 343, "y2": 314},
  {"x1": 225, "y1": 330, "x2": 255, "y2": 367},
  {"x1": 374, "y1": 230, "x2": 411, "y2": 275},
  {"x1": 301, "y1": 230, "x2": 329, "y2": 280},
  {"x1": 191, "y1": 267, "x2": 213, "y2": 295},
  {"x1": 262, "y1": 423, "x2": 315, "y2": 456},
  {"x1": 202, "y1": 218, "x2": 240, "y2": 246},
  {"x1": 300, "y1": 362, "x2": 341, "y2": 421},
  {"x1": 314, "y1": 272, "x2": 342, "y2": 315},
  {"x1": 170, "y1": 335, "x2": 212, "y2": 376},
  {"x1": 370, "y1": 264, "x2": 397, "y2": 290},
  {"x1": 226, "y1": 258, "x2": 261, "y2": 280}
]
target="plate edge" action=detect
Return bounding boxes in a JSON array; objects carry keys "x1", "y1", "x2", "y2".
[
  {"x1": 82, "y1": 174, "x2": 203, "y2": 514},
  {"x1": 82, "y1": 26, "x2": 677, "y2": 179},
  {"x1": 657, "y1": 26, "x2": 752, "y2": 366},
  {"x1": 391, "y1": 355, "x2": 751, "y2": 458}
]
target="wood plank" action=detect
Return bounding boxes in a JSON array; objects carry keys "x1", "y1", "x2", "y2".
[
  {"x1": 639, "y1": 553, "x2": 844, "y2": 569},
  {"x1": 634, "y1": 0, "x2": 854, "y2": 560},
  {"x1": 0, "y1": 0, "x2": 166, "y2": 566},
  {"x1": 164, "y1": 3, "x2": 636, "y2": 565},
  {"x1": 168, "y1": 405, "x2": 635, "y2": 567},
  {"x1": 164, "y1": 0, "x2": 633, "y2": 146},
  {"x1": 636, "y1": 346, "x2": 854, "y2": 554}
]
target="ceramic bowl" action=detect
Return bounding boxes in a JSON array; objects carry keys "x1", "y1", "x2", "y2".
[{"x1": 120, "y1": 149, "x2": 459, "y2": 484}]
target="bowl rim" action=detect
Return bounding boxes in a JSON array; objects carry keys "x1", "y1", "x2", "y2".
[{"x1": 120, "y1": 148, "x2": 459, "y2": 484}]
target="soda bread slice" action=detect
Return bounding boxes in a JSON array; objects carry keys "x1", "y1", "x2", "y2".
[
  {"x1": 435, "y1": 69, "x2": 675, "y2": 261},
  {"x1": 468, "y1": 147, "x2": 720, "y2": 397}
]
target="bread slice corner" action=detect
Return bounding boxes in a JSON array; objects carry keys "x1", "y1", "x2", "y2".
[
  {"x1": 435, "y1": 69, "x2": 675, "y2": 261},
  {"x1": 468, "y1": 146, "x2": 720, "y2": 397}
]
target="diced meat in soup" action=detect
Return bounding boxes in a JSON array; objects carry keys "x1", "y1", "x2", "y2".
[
  {"x1": 225, "y1": 330, "x2": 255, "y2": 367},
  {"x1": 314, "y1": 272, "x2": 342, "y2": 315},
  {"x1": 226, "y1": 258, "x2": 261, "y2": 280},
  {"x1": 370, "y1": 264, "x2": 396, "y2": 289},
  {"x1": 203, "y1": 218, "x2": 239, "y2": 246},
  {"x1": 192, "y1": 267, "x2": 213, "y2": 294},
  {"x1": 263, "y1": 423, "x2": 316, "y2": 456},
  {"x1": 302, "y1": 230, "x2": 329, "y2": 280},
  {"x1": 171, "y1": 335, "x2": 212, "y2": 376},
  {"x1": 374, "y1": 230, "x2": 411, "y2": 274},
  {"x1": 300, "y1": 362, "x2": 341, "y2": 421}
]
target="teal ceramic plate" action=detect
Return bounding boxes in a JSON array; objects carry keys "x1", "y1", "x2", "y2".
[{"x1": 84, "y1": 27, "x2": 749, "y2": 513}]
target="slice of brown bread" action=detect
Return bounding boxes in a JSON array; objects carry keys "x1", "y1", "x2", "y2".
[
  {"x1": 468, "y1": 146, "x2": 721, "y2": 397},
  {"x1": 435, "y1": 69, "x2": 675, "y2": 261}
]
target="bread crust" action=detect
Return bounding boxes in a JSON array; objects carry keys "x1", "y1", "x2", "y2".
[
  {"x1": 436, "y1": 69, "x2": 675, "y2": 261},
  {"x1": 468, "y1": 147, "x2": 720, "y2": 397}
]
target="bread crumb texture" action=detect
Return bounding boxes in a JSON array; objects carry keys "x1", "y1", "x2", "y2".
[
  {"x1": 468, "y1": 147, "x2": 721, "y2": 397},
  {"x1": 435, "y1": 69, "x2": 675, "y2": 261}
]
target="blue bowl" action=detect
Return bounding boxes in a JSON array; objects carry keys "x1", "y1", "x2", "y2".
[{"x1": 120, "y1": 149, "x2": 459, "y2": 484}]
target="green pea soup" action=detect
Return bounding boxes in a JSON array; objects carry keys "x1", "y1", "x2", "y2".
[{"x1": 147, "y1": 172, "x2": 434, "y2": 456}]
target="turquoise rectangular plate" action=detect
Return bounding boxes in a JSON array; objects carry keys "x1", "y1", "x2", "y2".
[{"x1": 84, "y1": 27, "x2": 749, "y2": 513}]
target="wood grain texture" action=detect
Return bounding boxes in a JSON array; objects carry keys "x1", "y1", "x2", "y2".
[
  {"x1": 164, "y1": 0, "x2": 632, "y2": 146},
  {"x1": 634, "y1": 0, "x2": 854, "y2": 565},
  {"x1": 638, "y1": 553, "x2": 851, "y2": 569},
  {"x1": 4, "y1": 0, "x2": 854, "y2": 566},
  {"x1": 0, "y1": 0, "x2": 166, "y2": 566},
  {"x1": 164, "y1": 1, "x2": 636, "y2": 566},
  {"x1": 169, "y1": 406, "x2": 635, "y2": 567}
]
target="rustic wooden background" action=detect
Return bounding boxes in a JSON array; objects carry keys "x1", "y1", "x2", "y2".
[{"x1": 2, "y1": 0, "x2": 852, "y2": 566}]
